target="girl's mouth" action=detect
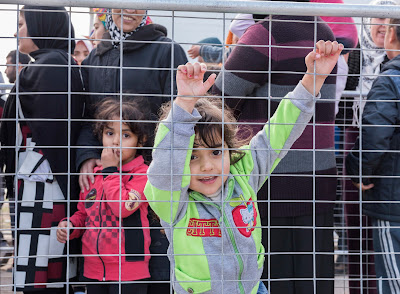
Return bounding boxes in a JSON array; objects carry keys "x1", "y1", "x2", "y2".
[{"x1": 199, "y1": 176, "x2": 217, "y2": 184}]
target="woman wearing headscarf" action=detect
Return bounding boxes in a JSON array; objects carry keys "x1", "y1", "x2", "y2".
[
  {"x1": 77, "y1": 9, "x2": 187, "y2": 178},
  {"x1": 90, "y1": 8, "x2": 153, "y2": 48},
  {"x1": 0, "y1": 5, "x2": 84, "y2": 293},
  {"x1": 90, "y1": 8, "x2": 107, "y2": 47},
  {"x1": 76, "y1": 8, "x2": 187, "y2": 293},
  {"x1": 73, "y1": 36, "x2": 93, "y2": 65},
  {"x1": 336, "y1": 1, "x2": 398, "y2": 293}
]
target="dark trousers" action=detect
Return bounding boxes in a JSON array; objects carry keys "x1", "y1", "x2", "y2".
[
  {"x1": 147, "y1": 283, "x2": 171, "y2": 294},
  {"x1": 261, "y1": 213, "x2": 334, "y2": 294},
  {"x1": 86, "y1": 281, "x2": 148, "y2": 294},
  {"x1": 343, "y1": 126, "x2": 377, "y2": 294}
]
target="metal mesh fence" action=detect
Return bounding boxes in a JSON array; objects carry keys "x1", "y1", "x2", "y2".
[{"x1": 0, "y1": 1, "x2": 399, "y2": 294}]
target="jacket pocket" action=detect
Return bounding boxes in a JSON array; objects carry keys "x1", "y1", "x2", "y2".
[
  {"x1": 175, "y1": 267, "x2": 212, "y2": 293},
  {"x1": 124, "y1": 210, "x2": 145, "y2": 261}
]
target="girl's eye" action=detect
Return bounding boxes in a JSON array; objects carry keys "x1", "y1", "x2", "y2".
[
  {"x1": 212, "y1": 150, "x2": 222, "y2": 156},
  {"x1": 123, "y1": 133, "x2": 130, "y2": 138},
  {"x1": 190, "y1": 154, "x2": 197, "y2": 160},
  {"x1": 106, "y1": 131, "x2": 113, "y2": 136}
]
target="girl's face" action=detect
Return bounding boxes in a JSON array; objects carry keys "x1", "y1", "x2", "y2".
[
  {"x1": 15, "y1": 13, "x2": 39, "y2": 54},
  {"x1": 370, "y1": 17, "x2": 388, "y2": 48},
  {"x1": 111, "y1": 9, "x2": 146, "y2": 33},
  {"x1": 102, "y1": 117, "x2": 140, "y2": 165},
  {"x1": 73, "y1": 41, "x2": 90, "y2": 65},
  {"x1": 91, "y1": 15, "x2": 106, "y2": 47},
  {"x1": 189, "y1": 139, "x2": 231, "y2": 197}
]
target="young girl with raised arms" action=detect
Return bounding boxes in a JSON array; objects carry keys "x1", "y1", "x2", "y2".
[
  {"x1": 57, "y1": 98, "x2": 151, "y2": 294},
  {"x1": 144, "y1": 40, "x2": 343, "y2": 294}
]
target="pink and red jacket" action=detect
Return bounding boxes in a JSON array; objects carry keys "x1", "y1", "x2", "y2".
[{"x1": 66, "y1": 156, "x2": 151, "y2": 281}]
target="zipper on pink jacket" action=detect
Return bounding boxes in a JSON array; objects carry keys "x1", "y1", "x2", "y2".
[{"x1": 96, "y1": 191, "x2": 106, "y2": 281}]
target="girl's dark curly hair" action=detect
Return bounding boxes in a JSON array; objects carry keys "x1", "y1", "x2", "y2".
[
  {"x1": 93, "y1": 97, "x2": 152, "y2": 162},
  {"x1": 159, "y1": 97, "x2": 251, "y2": 164}
]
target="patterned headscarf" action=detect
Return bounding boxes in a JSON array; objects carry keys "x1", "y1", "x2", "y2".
[
  {"x1": 106, "y1": 9, "x2": 148, "y2": 48},
  {"x1": 93, "y1": 8, "x2": 107, "y2": 29},
  {"x1": 352, "y1": 0, "x2": 398, "y2": 126}
]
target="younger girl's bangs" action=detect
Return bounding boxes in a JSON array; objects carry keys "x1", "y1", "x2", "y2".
[{"x1": 194, "y1": 123, "x2": 224, "y2": 149}]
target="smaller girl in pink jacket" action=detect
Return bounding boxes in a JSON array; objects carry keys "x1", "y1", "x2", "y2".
[{"x1": 57, "y1": 97, "x2": 151, "y2": 294}]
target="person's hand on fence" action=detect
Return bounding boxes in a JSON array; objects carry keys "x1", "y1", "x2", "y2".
[
  {"x1": 175, "y1": 62, "x2": 216, "y2": 113},
  {"x1": 352, "y1": 181, "x2": 374, "y2": 191},
  {"x1": 57, "y1": 221, "x2": 73, "y2": 243},
  {"x1": 302, "y1": 40, "x2": 344, "y2": 96},
  {"x1": 79, "y1": 158, "x2": 101, "y2": 192},
  {"x1": 188, "y1": 45, "x2": 201, "y2": 59}
]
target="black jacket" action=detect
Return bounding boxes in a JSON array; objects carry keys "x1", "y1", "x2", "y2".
[
  {"x1": 0, "y1": 49, "x2": 84, "y2": 201},
  {"x1": 76, "y1": 24, "x2": 187, "y2": 168},
  {"x1": 346, "y1": 54, "x2": 400, "y2": 222}
]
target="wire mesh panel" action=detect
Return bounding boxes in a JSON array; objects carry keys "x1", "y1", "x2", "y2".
[{"x1": 0, "y1": 1, "x2": 399, "y2": 294}]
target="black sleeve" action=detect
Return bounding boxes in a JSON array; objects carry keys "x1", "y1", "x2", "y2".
[
  {"x1": 75, "y1": 122, "x2": 102, "y2": 170},
  {"x1": 346, "y1": 76, "x2": 399, "y2": 183},
  {"x1": 345, "y1": 46, "x2": 361, "y2": 91},
  {"x1": 75, "y1": 53, "x2": 102, "y2": 170}
]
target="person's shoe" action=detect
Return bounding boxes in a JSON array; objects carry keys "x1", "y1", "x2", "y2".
[{"x1": 1, "y1": 255, "x2": 13, "y2": 272}]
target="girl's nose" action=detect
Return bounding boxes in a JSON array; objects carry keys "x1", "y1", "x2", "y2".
[
  {"x1": 200, "y1": 160, "x2": 214, "y2": 172},
  {"x1": 113, "y1": 134, "x2": 120, "y2": 146}
]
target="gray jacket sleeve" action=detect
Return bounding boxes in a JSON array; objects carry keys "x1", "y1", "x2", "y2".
[{"x1": 145, "y1": 103, "x2": 201, "y2": 224}]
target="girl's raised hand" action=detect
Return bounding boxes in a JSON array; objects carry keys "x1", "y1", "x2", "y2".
[
  {"x1": 177, "y1": 62, "x2": 216, "y2": 97},
  {"x1": 305, "y1": 40, "x2": 344, "y2": 78},
  {"x1": 176, "y1": 62, "x2": 216, "y2": 113},
  {"x1": 302, "y1": 40, "x2": 344, "y2": 95}
]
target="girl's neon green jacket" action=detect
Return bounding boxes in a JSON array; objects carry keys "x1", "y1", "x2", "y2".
[{"x1": 144, "y1": 82, "x2": 319, "y2": 294}]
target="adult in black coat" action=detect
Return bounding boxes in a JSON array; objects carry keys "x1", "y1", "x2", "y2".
[
  {"x1": 76, "y1": 9, "x2": 187, "y2": 293},
  {"x1": 77, "y1": 8, "x2": 187, "y2": 187},
  {"x1": 0, "y1": 6, "x2": 84, "y2": 293}
]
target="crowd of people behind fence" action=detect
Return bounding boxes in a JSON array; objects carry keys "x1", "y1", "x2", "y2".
[{"x1": 1, "y1": 0, "x2": 400, "y2": 293}]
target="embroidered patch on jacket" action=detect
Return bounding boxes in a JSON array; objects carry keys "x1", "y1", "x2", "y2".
[
  {"x1": 125, "y1": 189, "x2": 141, "y2": 211},
  {"x1": 186, "y1": 218, "x2": 222, "y2": 237},
  {"x1": 85, "y1": 188, "x2": 97, "y2": 209},
  {"x1": 232, "y1": 198, "x2": 257, "y2": 237}
]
